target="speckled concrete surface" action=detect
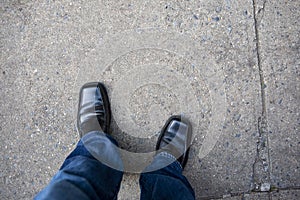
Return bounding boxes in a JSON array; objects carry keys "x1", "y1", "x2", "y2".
[
  {"x1": 213, "y1": 192, "x2": 269, "y2": 200},
  {"x1": 0, "y1": 0, "x2": 299, "y2": 200},
  {"x1": 255, "y1": 0, "x2": 299, "y2": 190},
  {"x1": 211, "y1": 190, "x2": 299, "y2": 200},
  {"x1": 271, "y1": 189, "x2": 300, "y2": 200}
]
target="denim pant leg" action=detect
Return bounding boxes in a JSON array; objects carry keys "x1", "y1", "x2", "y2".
[
  {"x1": 35, "y1": 131, "x2": 123, "y2": 200},
  {"x1": 139, "y1": 152, "x2": 195, "y2": 200}
]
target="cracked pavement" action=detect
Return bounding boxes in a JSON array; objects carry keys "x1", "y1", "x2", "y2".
[{"x1": 0, "y1": 0, "x2": 299, "y2": 199}]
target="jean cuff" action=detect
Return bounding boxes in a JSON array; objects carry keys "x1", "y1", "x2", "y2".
[
  {"x1": 81, "y1": 131, "x2": 123, "y2": 172},
  {"x1": 156, "y1": 152, "x2": 182, "y2": 170}
]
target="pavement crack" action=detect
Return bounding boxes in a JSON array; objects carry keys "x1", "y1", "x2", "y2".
[
  {"x1": 252, "y1": 0, "x2": 267, "y2": 115},
  {"x1": 269, "y1": 185, "x2": 300, "y2": 192},
  {"x1": 251, "y1": 0, "x2": 271, "y2": 192},
  {"x1": 255, "y1": 0, "x2": 267, "y2": 25},
  {"x1": 252, "y1": 116, "x2": 271, "y2": 192},
  {"x1": 257, "y1": 0, "x2": 267, "y2": 14}
]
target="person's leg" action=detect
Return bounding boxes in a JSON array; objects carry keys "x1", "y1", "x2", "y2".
[
  {"x1": 35, "y1": 82, "x2": 123, "y2": 200},
  {"x1": 139, "y1": 115, "x2": 195, "y2": 200},
  {"x1": 139, "y1": 152, "x2": 195, "y2": 200},
  {"x1": 35, "y1": 131, "x2": 123, "y2": 200}
]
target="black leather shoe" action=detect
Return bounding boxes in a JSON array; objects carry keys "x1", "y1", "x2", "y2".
[
  {"x1": 156, "y1": 115, "x2": 192, "y2": 169},
  {"x1": 77, "y1": 82, "x2": 111, "y2": 137}
]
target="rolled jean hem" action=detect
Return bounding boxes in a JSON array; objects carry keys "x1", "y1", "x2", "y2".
[
  {"x1": 80, "y1": 131, "x2": 124, "y2": 172},
  {"x1": 155, "y1": 152, "x2": 182, "y2": 169},
  {"x1": 82, "y1": 131, "x2": 118, "y2": 145}
]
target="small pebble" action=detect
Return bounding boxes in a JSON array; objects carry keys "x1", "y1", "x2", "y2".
[
  {"x1": 212, "y1": 16, "x2": 220, "y2": 22},
  {"x1": 261, "y1": 183, "x2": 271, "y2": 191},
  {"x1": 215, "y1": 7, "x2": 222, "y2": 13},
  {"x1": 228, "y1": 25, "x2": 232, "y2": 33},
  {"x1": 223, "y1": 194, "x2": 231, "y2": 198},
  {"x1": 234, "y1": 114, "x2": 241, "y2": 121}
]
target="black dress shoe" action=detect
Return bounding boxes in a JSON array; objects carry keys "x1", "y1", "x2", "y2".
[
  {"x1": 77, "y1": 82, "x2": 111, "y2": 137},
  {"x1": 156, "y1": 115, "x2": 192, "y2": 169}
]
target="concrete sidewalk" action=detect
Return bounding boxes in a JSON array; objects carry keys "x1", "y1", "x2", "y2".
[{"x1": 0, "y1": 0, "x2": 299, "y2": 199}]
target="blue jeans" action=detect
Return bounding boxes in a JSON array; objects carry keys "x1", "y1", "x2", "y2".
[{"x1": 35, "y1": 132, "x2": 195, "y2": 200}]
